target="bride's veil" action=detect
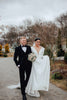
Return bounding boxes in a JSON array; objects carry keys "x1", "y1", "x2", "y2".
[{"x1": 33, "y1": 42, "x2": 35, "y2": 46}]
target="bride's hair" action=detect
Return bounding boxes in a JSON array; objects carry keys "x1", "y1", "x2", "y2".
[
  {"x1": 33, "y1": 38, "x2": 41, "y2": 46},
  {"x1": 34, "y1": 38, "x2": 41, "y2": 41}
]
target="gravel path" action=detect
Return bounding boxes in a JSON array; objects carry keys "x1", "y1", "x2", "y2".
[{"x1": 0, "y1": 57, "x2": 67, "y2": 100}]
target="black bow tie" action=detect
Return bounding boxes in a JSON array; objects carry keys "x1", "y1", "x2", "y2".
[{"x1": 22, "y1": 45, "x2": 26, "y2": 47}]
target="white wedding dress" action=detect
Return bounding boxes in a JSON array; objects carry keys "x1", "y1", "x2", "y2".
[
  {"x1": 7, "y1": 46, "x2": 50, "y2": 97},
  {"x1": 25, "y1": 46, "x2": 50, "y2": 97}
]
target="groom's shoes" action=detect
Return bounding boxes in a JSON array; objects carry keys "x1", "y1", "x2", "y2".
[{"x1": 23, "y1": 95, "x2": 27, "y2": 100}]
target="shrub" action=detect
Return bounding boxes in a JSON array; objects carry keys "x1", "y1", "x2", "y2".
[
  {"x1": 57, "y1": 29, "x2": 65, "y2": 57},
  {"x1": 52, "y1": 72, "x2": 63, "y2": 80},
  {"x1": 3, "y1": 52, "x2": 8, "y2": 57},
  {"x1": 0, "y1": 44, "x2": 2, "y2": 51},
  {"x1": 57, "y1": 49, "x2": 65, "y2": 57},
  {"x1": 3, "y1": 54, "x2": 8, "y2": 57},
  {"x1": 0, "y1": 44, "x2": 3, "y2": 56},
  {"x1": 64, "y1": 52, "x2": 67, "y2": 63},
  {"x1": 44, "y1": 48, "x2": 53, "y2": 58},
  {"x1": 0, "y1": 51, "x2": 3, "y2": 56},
  {"x1": 4, "y1": 43, "x2": 9, "y2": 53}
]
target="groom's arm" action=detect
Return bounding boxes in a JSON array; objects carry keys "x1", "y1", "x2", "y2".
[
  {"x1": 25, "y1": 46, "x2": 32, "y2": 59},
  {"x1": 29, "y1": 46, "x2": 32, "y2": 53},
  {"x1": 14, "y1": 47, "x2": 19, "y2": 66}
]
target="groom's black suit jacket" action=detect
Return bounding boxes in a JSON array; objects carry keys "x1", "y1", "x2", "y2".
[
  {"x1": 14, "y1": 45, "x2": 32, "y2": 95},
  {"x1": 14, "y1": 45, "x2": 32, "y2": 67}
]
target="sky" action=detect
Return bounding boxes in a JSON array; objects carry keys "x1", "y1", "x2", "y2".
[{"x1": 0, "y1": 0, "x2": 67, "y2": 25}]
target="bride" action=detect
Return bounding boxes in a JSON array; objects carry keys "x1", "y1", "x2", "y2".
[{"x1": 7, "y1": 38, "x2": 50, "y2": 97}]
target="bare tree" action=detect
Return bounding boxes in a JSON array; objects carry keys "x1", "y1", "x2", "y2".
[
  {"x1": 22, "y1": 20, "x2": 58, "y2": 48},
  {"x1": 56, "y1": 12, "x2": 67, "y2": 28},
  {"x1": 56, "y1": 12, "x2": 67, "y2": 48},
  {"x1": 2, "y1": 26, "x2": 18, "y2": 46}
]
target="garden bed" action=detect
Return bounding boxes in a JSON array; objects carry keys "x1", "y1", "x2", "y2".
[
  {"x1": 50, "y1": 60, "x2": 67, "y2": 91},
  {"x1": 50, "y1": 75, "x2": 67, "y2": 91},
  {"x1": 0, "y1": 52, "x2": 14, "y2": 57}
]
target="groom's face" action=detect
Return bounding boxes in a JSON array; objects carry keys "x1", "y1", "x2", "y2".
[{"x1": 20, "y1": 38, "x2": 27, "y2": 45}]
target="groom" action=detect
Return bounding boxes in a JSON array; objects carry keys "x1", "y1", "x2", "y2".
[{"x1": 14, "y1": 36, "x2": 32, "y2": 100}]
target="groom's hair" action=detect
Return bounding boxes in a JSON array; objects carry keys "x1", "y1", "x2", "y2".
[
  {"x1": 20, "y1": 36, "x2": 26, "y2": 40},
  {"x1": 20, "y1": 36, "x2": 27, "y2": 44}
]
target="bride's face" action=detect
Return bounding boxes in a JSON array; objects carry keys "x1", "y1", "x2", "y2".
[{"x1": 35, "y1": 40, "x2": 41, "y2": 46}]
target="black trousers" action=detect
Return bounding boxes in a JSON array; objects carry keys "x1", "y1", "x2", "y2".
[{"x1": 19, "y1": 61, "x2": 32, "y2": 95}]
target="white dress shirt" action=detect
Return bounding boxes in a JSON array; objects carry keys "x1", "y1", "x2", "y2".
[{"x1": 21, "y1": 45, "x2": 27, "y2": 52}]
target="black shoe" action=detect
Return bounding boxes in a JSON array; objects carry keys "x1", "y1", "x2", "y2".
[{"x1": 23, "y1": 95, "x2": 27, "y2": 100}]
